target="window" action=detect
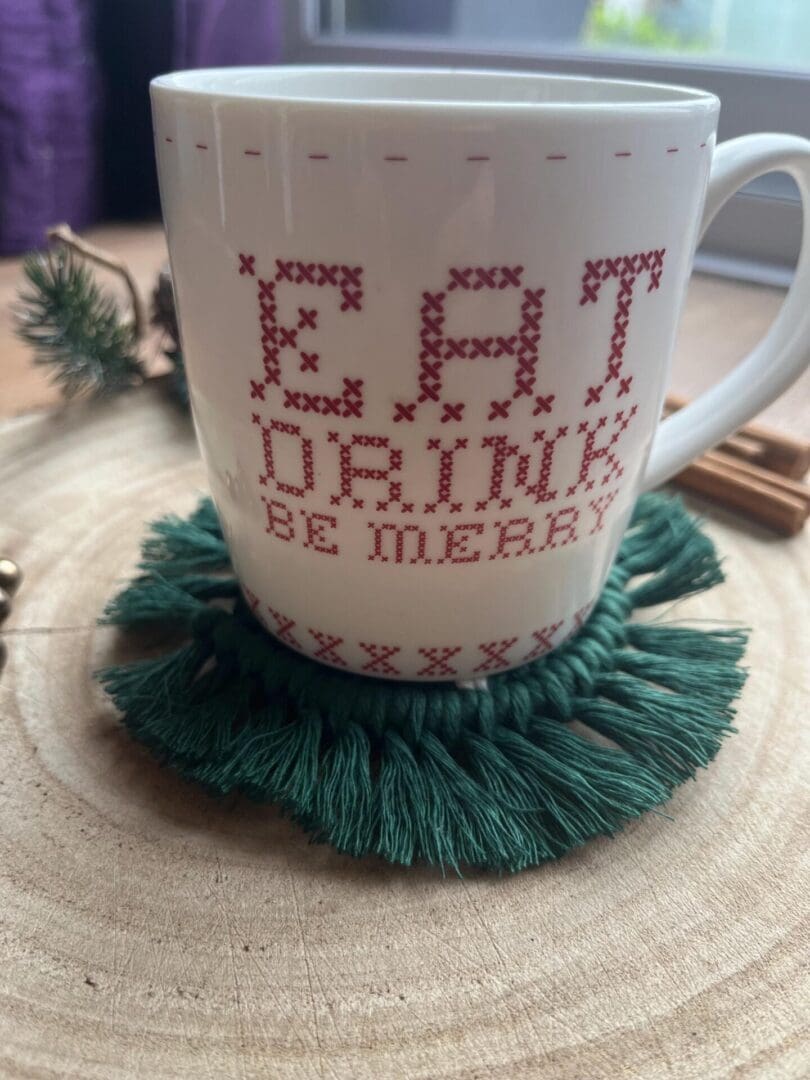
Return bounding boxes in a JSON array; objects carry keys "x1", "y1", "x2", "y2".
[{"x1": 285, "y1": 0, "x2": 810, "y2": 286}]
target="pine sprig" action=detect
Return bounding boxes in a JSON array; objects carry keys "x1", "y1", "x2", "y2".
[{"x1": 15, "y1": 248, "x2": 145, "y2": 399}]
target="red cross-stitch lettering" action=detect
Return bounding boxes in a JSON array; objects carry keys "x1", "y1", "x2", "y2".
[
  {"x1": 566, "y1": 406, "x2": 638, "y2": 497},
  {"x1": 525, "y1": 426, "x2": 568, "y2": 504},
  {"x1": 266, "y1": 606, "x2": 302, "y2": 650},
  {"x1": 438, "y1": 522, "x2": 484, "y2": 564},
  {"x1": 474, "y1": 638, "x2": 519, "y2": 673},
  {"x1": 359, "y1": 642, "x2": 401, "y2": 676},
  {"x1": 330, "y1": 433, "x2": 404, "y2": 508},
  {"x1": 367, "y1": 522, "x2": 431, "y2": 564},
  {"x1": 589, "y1": 490, "x2": 619, "y2": 534},
  {"x1": 424, "y1": 436, "x2": 468, "y2": 512},
  {"x1": 299, "y1": 509, "x2": 339, "y2": 555},
  {"x1": 394, "y1": 267, "x2": 547, "y2": 424},
  {"x1": 522, "y1": 621, "x2": 564, "y2": 662},
  {"x1": 540, "y1": 505, "x2": 580, "y2": 551},
  {"x1": 308, "y1": 629, "x2": 347, "y2": 667},
  {"x1": 259, "y1": 417, "x2": 314, "y2": 499},
  {"x1": 418, "y1": 646, "x2": 462, "y2": 677},
  {"x1": 488, "y1": 518, "x2": 537, "y2": 561},
  {"x1": 241, "y1": 253, "x2": 366, "y2": 421},
  {"x1": 477, "y1": 434, "x2": 521, "y2": 510},
  {"x1": 262, "y1": 497, "x2": 295, "y2": 542},
  {"x1": 579, "y1": 249, "x2": 666, "y2": 406}
]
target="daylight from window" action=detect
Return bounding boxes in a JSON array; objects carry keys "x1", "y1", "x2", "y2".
[{"x1": 325, "y1": 0, "x2": 810, "y2": 72}]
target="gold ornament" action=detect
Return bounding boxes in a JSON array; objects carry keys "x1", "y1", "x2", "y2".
[{"x1": 0, "y1": 558, "x2": 21, "y2": 596}]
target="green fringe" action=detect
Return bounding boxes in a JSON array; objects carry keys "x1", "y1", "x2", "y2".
[{"x1": 98, "y1": 493, "x2": 747, "y2": 873}]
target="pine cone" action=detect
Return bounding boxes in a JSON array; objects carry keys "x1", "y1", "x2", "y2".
[{"x1": 151, "y1": 264, "x2": 179, "y2": 346}]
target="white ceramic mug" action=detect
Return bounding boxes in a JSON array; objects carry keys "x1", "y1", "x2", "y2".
[{"x1": 151, "y1": 67, "x2": 810, "y2": 681}]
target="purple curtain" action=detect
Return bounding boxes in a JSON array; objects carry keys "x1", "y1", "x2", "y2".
[
  {"x1": 0, "y1": 0, "x2": 281, "y2": 254},
  {"x1": 175, "y1": 0, "x2": 282, "y2": 67},
  {"x1": 0, "y1": 0, "x2": 100, "y2": 254}
]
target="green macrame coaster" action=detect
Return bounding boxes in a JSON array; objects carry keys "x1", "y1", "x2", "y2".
[{"x1": 98, "y1": 493, "x2": 747, "y2": 873}]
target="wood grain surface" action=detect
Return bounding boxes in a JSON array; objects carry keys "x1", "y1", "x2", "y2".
[{"x1": 1, "y1": 384, "x2": 808, "y2": 1078}]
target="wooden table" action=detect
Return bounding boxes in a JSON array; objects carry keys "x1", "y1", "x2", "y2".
[{"x1": 0, "y1": 228, "x2": 808, "y2": 1079}]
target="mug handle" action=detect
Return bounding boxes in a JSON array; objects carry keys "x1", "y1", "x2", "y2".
[{"x1": 643, "y1": 134, "x2": 810, "y2": 491}]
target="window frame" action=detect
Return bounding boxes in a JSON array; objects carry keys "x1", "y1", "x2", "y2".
[{"x1": 282, "y1": 2, "x2": 810, "y2": 288}]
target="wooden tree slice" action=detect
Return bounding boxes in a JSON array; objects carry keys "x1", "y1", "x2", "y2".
[{"x1": 0, "y1": 384, "x2": 807, "y2": 1079}]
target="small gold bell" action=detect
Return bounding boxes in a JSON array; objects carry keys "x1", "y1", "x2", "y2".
[{"x1": 0, "y1": 558, "x2": 21, "y2": 596}]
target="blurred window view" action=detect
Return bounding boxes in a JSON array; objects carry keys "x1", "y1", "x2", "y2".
[{"x1": 320, "y1": 0, "x2": 810, "y2": 73}]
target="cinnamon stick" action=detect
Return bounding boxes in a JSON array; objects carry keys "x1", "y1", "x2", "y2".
[
  {"x1": 703, "y1": 448, "x2": 810, "y2": 506},
  {"x1": 672, "y1": 455, "x2": 809, "y2": 536},
  {"x1": 665, "y1": 394, "x2": 810, "y2": 480}
]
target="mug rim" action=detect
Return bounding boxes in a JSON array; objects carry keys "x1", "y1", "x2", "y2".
[{"x1": 151, "y1": 65, "x2": 719, "y2": 115}]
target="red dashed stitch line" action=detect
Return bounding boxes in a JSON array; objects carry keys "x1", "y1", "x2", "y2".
[
  {"x1": 243, "y1": 586, "x2": 259, "y2": 614},
  {"x1": 522, "y1": 621, "x2": 564, "y2": 662},
  {"x1": 359, "y1": 642, "x2": 401, "y2": 675},
  {"x1": 239, "y1": 253, "x2": 255, "y2": 276},
  {"x1": 418, "y1": 647, "x2": 462, "y2": 677},
  {"x1": 474, "y1": 638, "x2": 518, "y2": 673},
  {"x1": 579, "y1": 249, "x2": 666, "y2": 405},
  {"x1": 266, "y1": 606, "x2": 301, "y2": 650},
  {"x1": 308, "y1": 629, "x2": 347, "y2": 667},
  {"x1": 164, "y1": 137, "x2": 173, "y2": 143},
  {"x1": 181, "y1": 144, "x2": 700, "y2": 163}
]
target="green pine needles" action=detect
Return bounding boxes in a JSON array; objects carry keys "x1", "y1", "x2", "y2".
[
  {"x1": 98, "y1": 494, "x2": 748, "y2": 874},
  {"x1": 15, "y1": 248, "x2": 145, "y2": 398}
]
